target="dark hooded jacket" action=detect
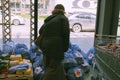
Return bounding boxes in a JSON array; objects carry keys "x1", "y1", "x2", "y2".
[{"x1": 39, "y1": 13, "x2": 70, "y2": 59}]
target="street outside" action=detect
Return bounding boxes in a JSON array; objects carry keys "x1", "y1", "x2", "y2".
[{"x1": 0, "y1": 19, "x2": 95, "y2": 53}]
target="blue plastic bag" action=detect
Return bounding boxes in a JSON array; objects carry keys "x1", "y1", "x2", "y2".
[
  {"x1": 66, "y1": 66, "x2": 84, "y2": 80},
  {"x1": 33, "y1": 54, "x2": 43, "y2": 68},
  {"x1": 9, "y1": 63, "x2": 29, "y2": 73},
  {"x1": 34, "y1": 66, "x2": 44, "y2": 80},
  {"x1": 86, "y1": 47, "x2": 95, "y2": 65}
]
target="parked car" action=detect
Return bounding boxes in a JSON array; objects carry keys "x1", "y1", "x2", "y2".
[
  {"x1": 0, "y1": 12, "x2": 25, "y2": 25},
  {"x1": 68, "y1": 12, "x2": 96, "y2": 32}
]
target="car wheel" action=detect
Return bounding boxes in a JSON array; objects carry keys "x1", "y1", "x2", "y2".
[
  {"x1": 13, "y1": 19, "x2": 20, "y2": 25},
  {"x1": 72, "y1": 24, "x2": 82, "y2": 32},
  {"x1": 82, "y1": 0, "x2": 90, "y2": 8}
]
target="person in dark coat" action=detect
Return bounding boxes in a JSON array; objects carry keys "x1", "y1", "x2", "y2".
[{"x1": 38, "y1": 4, "x2": 70, "y2": 80}]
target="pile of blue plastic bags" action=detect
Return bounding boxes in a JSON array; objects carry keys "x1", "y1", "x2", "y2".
[{"x1": 0, "y1": 40, "x2": 95, "y2": 80}]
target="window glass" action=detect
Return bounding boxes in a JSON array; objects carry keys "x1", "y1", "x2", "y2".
[
  {"x1": 10, "y1": 3, "x2": 15, "y2": 8},
  {"x1": 0, "y1": 1, "x2": 98, "y2": 79},
  {"x1": 91, "y1": 14, "x2": 96, "y2": 20},
  {"x1": 0, "y1": 0, "x2": 98, "y2": 51},
  {"x1": 78, "y1": 14, "x2": 90, "y2": 19},
  {"x1": 16, "y1": 3, "x2": 20, "y2": 8}
]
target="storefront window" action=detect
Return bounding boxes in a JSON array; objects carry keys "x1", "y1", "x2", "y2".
[{"x1": 0, "y1": 0, "x2": 98, "y2": 51}]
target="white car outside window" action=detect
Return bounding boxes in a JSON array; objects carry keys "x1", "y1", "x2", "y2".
[
  {"x1": 68, "y1": 12, "x2": 96, "y2": 32},
  {"x1": 0, "y1": 12, "x2": 25, "y2": 25}
]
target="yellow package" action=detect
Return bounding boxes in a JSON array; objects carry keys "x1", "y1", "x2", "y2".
[
  {"x1": 10, "y1": 54, "x2": 22, "y2": 61},
  {"x1": 24, "y1": 68, "x2": 31, "y2": 75},
  {"x1": 16, "y1": 70, "x2": 23, "y2": 75},
  {"x1": 9, "y1": 60, "x2": 19, "y2": 66},
  {"x1": 23, "y1": 59, "x2": 30, "y2": 63}
]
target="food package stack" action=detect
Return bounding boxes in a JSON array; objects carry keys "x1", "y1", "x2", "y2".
[
  {"x1": 9, "y1": 54, "x2": 32, "y2": 75},
  {"x1": 9, "y1": 54, "x2": 22, "y2": 66}
]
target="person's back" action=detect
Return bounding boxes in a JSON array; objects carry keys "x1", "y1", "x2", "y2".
[
  {"x1": 40, "y1": 14, "x2": 69, "y2": 59},
  {"x1": 38, "y1": 4, "x2": 70, "y2": 80}
]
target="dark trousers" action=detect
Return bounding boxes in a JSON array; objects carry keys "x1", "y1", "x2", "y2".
[{"x1": 42, "y1": 55, "x2": 66, "y2": 80}]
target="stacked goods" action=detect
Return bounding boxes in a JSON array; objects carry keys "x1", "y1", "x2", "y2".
[
  {"x1": 0, "y1": 41, "x2": 93, "y2": 80},
  {"x1": 9, "y1": 54, "x2": 32, "y2": 75},
  {"x1": 0, "y1": 54, "x2": 33, "y2": 79},
  {"x1": 0, "y1": 41, "x2": 34, "y2": 79},
  {"x1": 9, "y1": 54, "x2": 22, "y2": 66}
]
